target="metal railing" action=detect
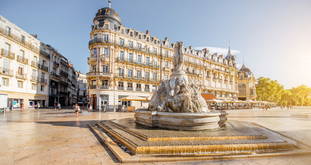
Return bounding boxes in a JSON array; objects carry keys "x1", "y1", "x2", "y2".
[
  {"x1": 16, "y1": 72, "x2": 27, "y2": 79},
  {"x1": 0, "y1": 67, "x2": 13, "y2": 76},
  {"x1": 0, "y1": 49, "x2": 15, "y2": 59},
  {"x1": 38, "y1": 64, "x2": 48, "y2": 72},
  {"x1": 16, "y1": 55, "x2": 29, "y2": 64}
]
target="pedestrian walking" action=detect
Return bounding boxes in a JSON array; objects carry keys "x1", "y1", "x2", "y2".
[{"x1": 75, "y1": 104, "x2": 80, "y2": 117}]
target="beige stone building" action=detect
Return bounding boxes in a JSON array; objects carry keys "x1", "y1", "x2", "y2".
[
  {"x1": 237, "y1": 64, "x2": 257, "y2": 100},
  {"x1": 0, "y1": 16, "x2": 49, "y2": 109},
  {"x1": 87, "y1": 5, "x2": 239, "y2": 110}
]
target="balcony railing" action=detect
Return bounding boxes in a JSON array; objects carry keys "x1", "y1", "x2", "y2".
[
  {"x1": 115, "y1": 57, "x2": 160, "y2": 69},
  {"x1": 118, "y1": 86, "x2": 124, "y2": 90},
  {"x1": 0, "y1": 67, "x2": 14, "y2": 76},
  {"x1": 0, "y1": 49, "x2": 15, "y2": 59},
  {"x1": 145, "y1": 88, "x2": 150, "y2": 92},
  {"x1": 31, "y1": 61, "x2": 38, "y2": 68},
  {"x1": 0, "y1": 26, "x2": 40, "y2": 53},
  {"x1": 53, "y1": 61, "x2": 59, "y2": 68},
  {"x1": 39, "y1": 78, "x2": 47, "y2": 84},
  {"x1": 100, "y1": 86, "x2": 109, "y2": 89},
  {"x1": 60, "y1": 70, "x2": 68, "y2": 77},
  {"x1": 39, "y1": 50, "x2": 50, "y2": 59},
  {"x1": 31, "y1": 75, "x2": 38, "y2": 82},
  {"x1": 127, "y1": 87, "x2": 133, "y2": 91},
  {"x1": 86, "y1": 72, "x2": 111, "y2": 76},
  {"x1": 16, "y1": 72, "x2": 27, "y2": 79},
  {"x1": 136, "y1": 88, "x2": 142, "y2": 91},
  {"x1": 16, "y1": 55, "x2": 29, "y2": 64},
  {"x1": 38, "y1": 64, "x2": 48, "y2": 72},
  {"x1": 88, "y1": 38, "x2": 113, "y2": 46},
  {"x1": 89, "y1": 85, "x2": 97, "y2": 89}
]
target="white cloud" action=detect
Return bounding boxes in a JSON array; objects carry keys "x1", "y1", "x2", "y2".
[{"x1": 194, "y1": 46, "x2": 240, "y2": 55}]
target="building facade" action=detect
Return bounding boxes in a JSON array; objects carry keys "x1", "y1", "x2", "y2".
[
  {"x1": 77, "y1": 72, "x2": 88, "y2": 106},
  {"x1": 43, "y1": 43, "x2": 77, "y2": 107},
  {"x1": 87, "y1": 5, "x2": 239, "y2": 110},
  {"x1": 237, "y1": 64, "x2": 257, "y2": 100},
  {"x1": 0, "y1": 16, "x2": 50, "y2": 109}
]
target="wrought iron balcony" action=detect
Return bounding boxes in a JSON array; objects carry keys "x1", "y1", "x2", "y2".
[
  {"x1": 31, "y1": 61, "x2": 38, "y2": 68},
  {"x1": 89, "y1": 85, "x2": 97, "y2": 89},
  {"x1": 31, "y1": 75, "x2": 38, "y2": 82},
  {"x1": 88, "y1": 38, "x2": 113, "y2": 46},
  {"x1": 100, "y1": 86, "x2": 109, "y2": 89},
  {"x1": 0, "y1": 67, "x2": 13, "y2": 76},
  {"x1": 39, "y1": 78, "x2": 47, "y2": 84},
  {"x1": 38, "y1": 64, "x2": 48, "y2": 72},
  {"x1": 0, "y1": 49, "x2": 15, "y2": 59},
  {"x1": 16, "y1": 55, "x2": 29, "y2": 64},
  {"x1": 16, "y1": 72, "x2": 27, "y2": 79}
]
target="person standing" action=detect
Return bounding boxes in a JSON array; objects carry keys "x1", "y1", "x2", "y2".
[{"x1": 57, "y1": 103, "x2": 61, "y2": 110}]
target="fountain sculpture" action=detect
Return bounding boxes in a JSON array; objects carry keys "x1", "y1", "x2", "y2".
[{"x1": 135, "y1": 42, "x2": 227, "y2": 130}]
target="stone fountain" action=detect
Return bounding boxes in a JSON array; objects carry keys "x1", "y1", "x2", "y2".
[
  {"x1": 135, "y1": 42, "x2": 227, "y2": 130},
  {"x1": 88, "y1": 41, "x2": 310, "y2": 163}
]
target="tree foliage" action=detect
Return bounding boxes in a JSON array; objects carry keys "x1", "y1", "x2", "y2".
[{"x1": 256, "y1": 77, "x2": 311, "y2": 106}]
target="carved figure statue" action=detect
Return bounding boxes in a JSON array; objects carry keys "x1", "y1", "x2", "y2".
[
  {"x1": 173, "y1": 42, "x2": 184, "y2": 73},
  {"x1": 148, "y1": 41, "x2": 209, "y2": 113}
]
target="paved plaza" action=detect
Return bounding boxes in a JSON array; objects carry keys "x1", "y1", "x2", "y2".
[{"x1": 1, "y1": 108, "x2": 311, "y2": 165}]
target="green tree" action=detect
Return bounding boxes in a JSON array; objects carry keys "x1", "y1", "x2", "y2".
[{"x1": 256, "y1": 77, "x2": 284, "y2": 103}]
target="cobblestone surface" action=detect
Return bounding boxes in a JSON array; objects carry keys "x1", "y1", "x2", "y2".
[{"x1": 1, "y1": 108, "x2": 311, "y2": 165}]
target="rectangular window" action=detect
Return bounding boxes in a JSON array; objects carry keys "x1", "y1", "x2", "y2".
[
  {"x1": 20, "y1": 49, "x2": 25, "y2": 58},
  {"x1": 137, "y1": 43, "x2": 142, "y2": 49},
  {"x1": 92, "y1": 48, "x2": 97, "y2": 56},
  {"x1": 4, "y1": 43, "x2": 11, "y2": 53},
  {"x1": 101, "y1": 80, "x2": 108, "y2": 88},
  {"x1": 103, "y1": 34, "x2": 109, "y2": 42},
  {"x1": 128, "y1": 53, "x2": 133, "y2": 62},
  {"x1": 145, "y1": 85, "x2": 150, "y2": 92},
  {"x1": 136, "y1": 84, "x2": 141, "y2": 91},
  {"x1": 119, "y1": 51, "x2": 124, "y2": 60},
  {"x1": 129, "y1": 41, "x2": 133, "y2": 48},
  {"x1": 17, "y1": 81, "x2": 23, "y2": 88},
  {"x1": 146, "y1": 57, "x2": 150, "y2": 65},
  {"x1": 104, "y1": 48, "x2": 109, "y2": 57},
  {"x1": 92, "y1": 65, "x2": 96, "y2": 72},
  {"x1": 127, "y1": 83, "x2": 133, "y2": 90},
  {"x1": 118, "y1": 82, "x2": 124, "y2": 90},
  {"x1": 137, "y1": 55, "x2": 142, "y2": 63},
  {"x1": 128, "y1": 69, "x2": 133, "y2": 77},
  {"x1": 21, "y1": 35, "x2": 25, "y2": 43},
  {"x1": 3, "y1": 58, "x2": 10, "y2": 70},
  {"x1": 145, "y1": 72, "x2": 150, "y2": 80},
  {"x1": 17, "y1": 67, "x2": 24, "y2": 75},
  {"x1": 137, "y1": 70, "x2": 142, "y2": 78},
  {"x1": 119, "y1": 38, "x2": 124, "y2": 46},
  {"x1": 2, "y1": 78, "x2": 9, "y2": 87},
  {"x1": 103, "y1": 65, "x2": 109, "y2": 73},
  {"x1": 40, "y1": 85, "x2": 44, "y2": 92},
  {"x1": 118, "y1": 68, "x2": 124, "y2": 76},
  {"x1": 6, "y1": 26, "x2": 11, "y2": 36},
  {"x1": 152, "y1": 72, "x2": 157, "y2": 80}
]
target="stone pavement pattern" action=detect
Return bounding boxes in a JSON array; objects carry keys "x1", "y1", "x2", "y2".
[{"x1": 0, "y1": 108, "x2": 311, "y2": 165}]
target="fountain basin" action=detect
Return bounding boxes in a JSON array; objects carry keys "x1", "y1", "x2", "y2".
[{"x1": 135, "y1": 110, "x2": 227, "y2": 131}]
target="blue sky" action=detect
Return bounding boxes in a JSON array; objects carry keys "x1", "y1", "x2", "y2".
[{"x1": 1, "y1": 0, "x2": 311, "y2": 88}]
